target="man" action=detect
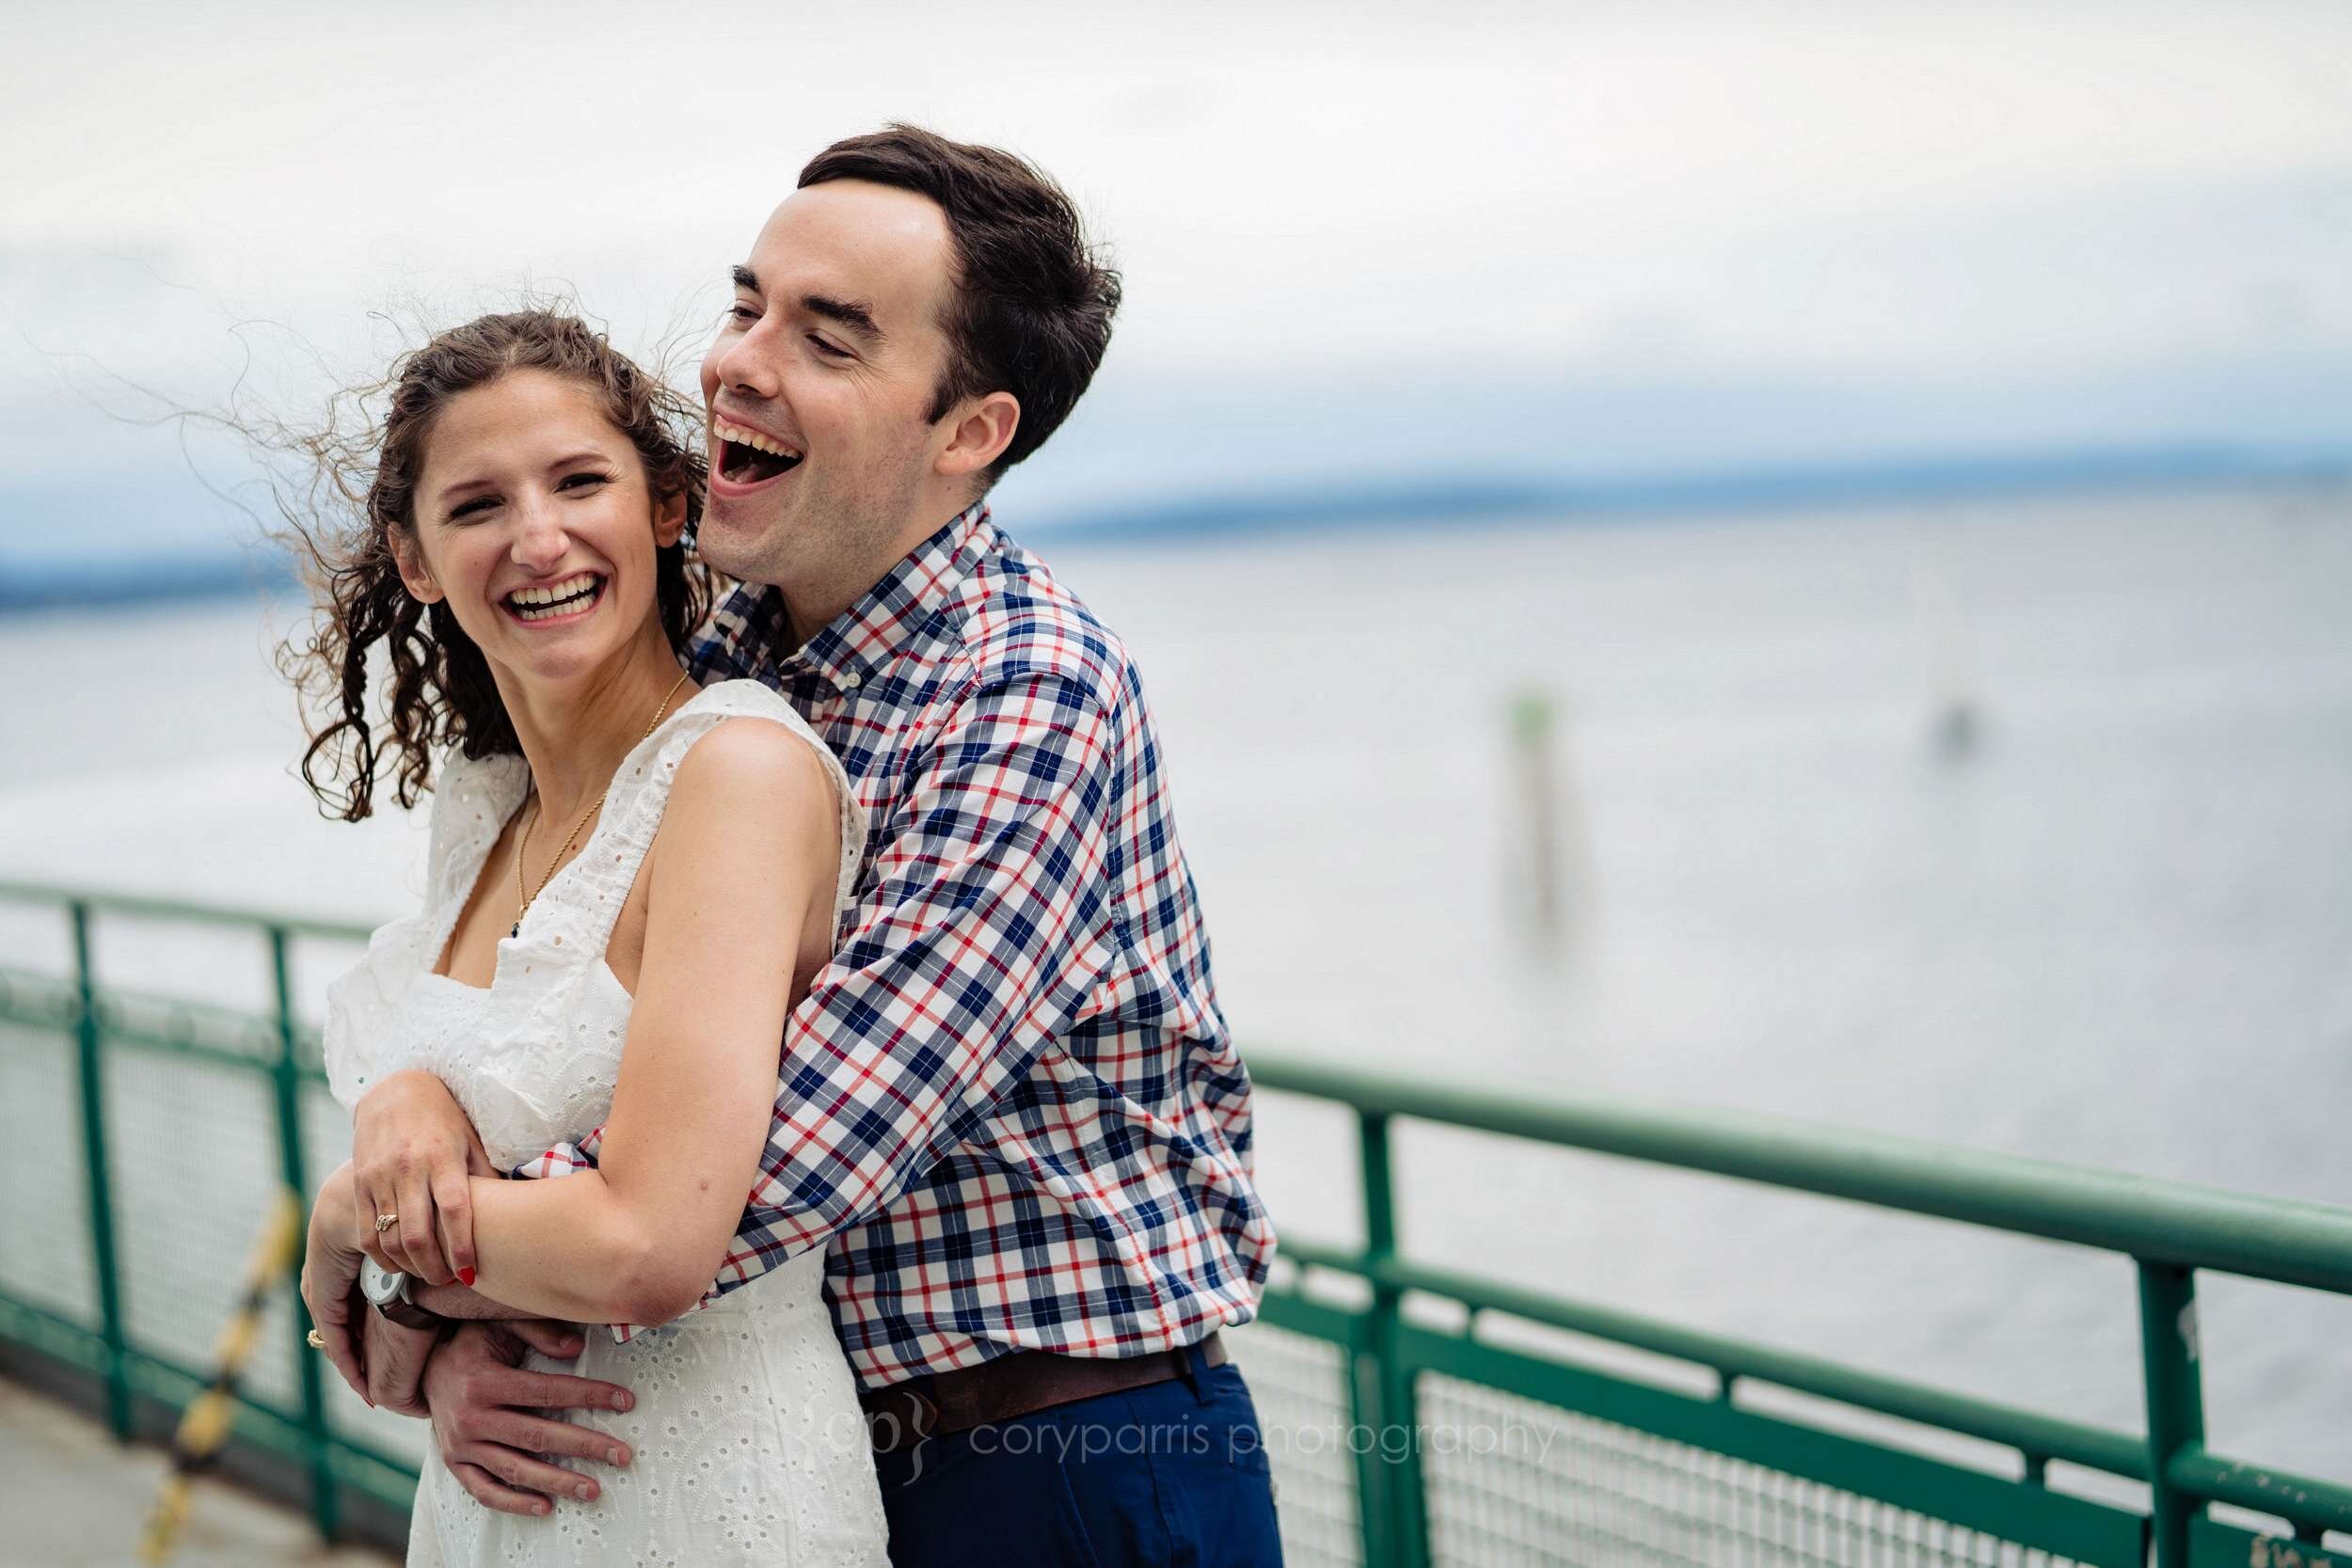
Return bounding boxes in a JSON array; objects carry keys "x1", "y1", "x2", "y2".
[{"x1": 332, "y1": 125, "x2": 1280, "y2": 1565}]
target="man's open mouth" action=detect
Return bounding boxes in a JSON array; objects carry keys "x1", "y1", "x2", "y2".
[
  {"x1": 504, "y1": 572, "x2": 606, "y2": 623},
  {"x1": 714, "y1": 417, "x2": 804, "y2": 486}
]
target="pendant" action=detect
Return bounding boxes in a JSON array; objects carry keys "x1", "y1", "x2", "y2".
[{"x1": 509, "y1": 921, "x2": 521, "y2": 940}]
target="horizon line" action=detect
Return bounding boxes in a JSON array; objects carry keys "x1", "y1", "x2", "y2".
[{"x1": 4, "y1": 438, "x2": 2346, "y2": 616}]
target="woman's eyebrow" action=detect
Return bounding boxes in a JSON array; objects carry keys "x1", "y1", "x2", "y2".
[{"x1": 543, "y1": 449, "x2": 612, "y2": 471}]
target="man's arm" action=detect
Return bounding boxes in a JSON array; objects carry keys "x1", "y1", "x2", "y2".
[
  {"x1": 513, "y1": 668, "x2": 1128, "y2": 1326},
  {"x1": 354, "y1": 1296, "x2": 443, "y2": 1417},
  {"x1": 410, "y1": 1281, "x2": 557, "y2": 1322}
]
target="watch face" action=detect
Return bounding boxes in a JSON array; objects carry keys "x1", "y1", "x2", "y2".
[{"x1": 360, "y1": 1258, "x2": 400, "y2": 1307}]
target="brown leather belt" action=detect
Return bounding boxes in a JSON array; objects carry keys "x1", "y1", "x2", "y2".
[{"x1": 860, "y1": 1334, "x2": 1229, "y2": 1454}]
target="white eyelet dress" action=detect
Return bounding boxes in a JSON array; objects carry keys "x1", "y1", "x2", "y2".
[{"x1": 322, "y1": 678, "x2": 891, "y2": 1568}]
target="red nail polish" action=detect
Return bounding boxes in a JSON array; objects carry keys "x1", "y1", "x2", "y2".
[{"x1": 458, "y1": 1267, "x2": 476, "y2": 1287}]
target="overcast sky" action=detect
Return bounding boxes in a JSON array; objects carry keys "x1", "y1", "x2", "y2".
[{"x1": 4, "y1": 0, "x2": 2348, "y2": 551}]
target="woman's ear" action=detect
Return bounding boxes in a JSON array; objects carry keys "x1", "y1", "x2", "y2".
[
  {"x1": 389, "y1": 529, "x2": 445, "y2": 605},
  {"x1": 654, "y1": 487, "x2": 688, "y2": 549}
]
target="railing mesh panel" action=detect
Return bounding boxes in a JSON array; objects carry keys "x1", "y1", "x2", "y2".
[
  {"x1": 0, "y1": 1020, "x2": 100, "y2": 1325},
  {"x1": 0, "y1": 1005, "x2": 433, "y2": 1467},
  {"x1": 1227, "y1": 1321, "x2": 1365, "y2": 1568},
  {"x1": 102, "y1": 1046, "x2": 301, "y2": 1408},
  {"x1": 1418, "y1": 1372, "x2": 2089, "y2": 1568}
]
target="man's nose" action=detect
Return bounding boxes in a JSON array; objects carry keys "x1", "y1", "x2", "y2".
[{"x1": 708, "y1": 317, "x2": 781, "y2": 402}]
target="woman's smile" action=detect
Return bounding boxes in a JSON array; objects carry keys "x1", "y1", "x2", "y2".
[{"x1": 501, "y1": 570, "x2": 608, "y2": 626}]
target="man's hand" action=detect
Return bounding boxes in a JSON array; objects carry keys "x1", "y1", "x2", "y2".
[
  {"x1": 423, "y1": 1321, "x2": 635, "y2": 1516},
  {"x1": 352, "y1": 1069, "x2": 495, "y2": 1287},
  {"x1": 358, "y1": 1306, "x2": 443, "y2": 1418}
]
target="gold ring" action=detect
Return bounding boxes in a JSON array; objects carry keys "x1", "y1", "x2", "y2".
[
  {"x1": 375, "y1": 1212, "x2": 398, "y2": 1233},
  {"x1": 306, "y1": 1329, "x2": 326, "y2": 1350}
]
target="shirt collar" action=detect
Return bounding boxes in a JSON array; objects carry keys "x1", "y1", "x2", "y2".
[{"x1": 718, "y1": 501, "x2": 993, "y2": 694}]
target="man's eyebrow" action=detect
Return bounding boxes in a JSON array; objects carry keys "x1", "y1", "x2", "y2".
[
  {"x1": 803, "y1": 294, "x2": 884, "y2": 344},
  {"x1": 729, "y1": 267, "x2": 883, "y2": 344}
]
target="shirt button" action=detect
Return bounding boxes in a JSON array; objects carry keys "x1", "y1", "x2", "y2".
[{"x1": 839, "y1": 673, "x2": 861, "y2": 689}]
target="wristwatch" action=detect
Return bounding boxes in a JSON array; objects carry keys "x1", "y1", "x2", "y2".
[{"x1": 359, "y1": 1258, "x2": 444, "y2": 1331}]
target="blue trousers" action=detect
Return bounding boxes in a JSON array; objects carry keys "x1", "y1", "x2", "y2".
[{"x1": 874, "y1": 1343, "x2": 1284, "y2": 1567}]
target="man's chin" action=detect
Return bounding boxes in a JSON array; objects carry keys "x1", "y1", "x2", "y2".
[{"x1": 694, "y1": 503, "x2": 785, "y2": 584}]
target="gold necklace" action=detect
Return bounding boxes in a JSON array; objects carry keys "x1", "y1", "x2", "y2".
[{"x1": 511, "y1": 670, "x2": 692, "y2": 938}]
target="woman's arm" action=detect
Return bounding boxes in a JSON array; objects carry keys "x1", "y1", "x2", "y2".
[{"x1": 451, "y1": 721, "x2": 838, "y2": 1327}]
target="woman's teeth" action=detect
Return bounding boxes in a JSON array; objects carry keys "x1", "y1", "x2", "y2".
[{"x1": 507, "y1": 573, "x2": 602, "y2": 621}]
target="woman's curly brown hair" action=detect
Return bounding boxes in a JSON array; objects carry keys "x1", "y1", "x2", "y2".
[{"x1": 279, "y1": 311, "x2": 714, "y2": 821}]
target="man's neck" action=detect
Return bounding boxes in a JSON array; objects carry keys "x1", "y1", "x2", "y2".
[{"x1": 771, "y1": 497, "x2": 980, "y2": 655}]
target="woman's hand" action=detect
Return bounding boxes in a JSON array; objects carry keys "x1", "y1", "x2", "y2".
[
  {"x1": 351, "y1": 1069, "x2": 496, "y2": 1287},
  {"x1": 300, "y1": 1162, "x2": 372, "y2": 1400}
]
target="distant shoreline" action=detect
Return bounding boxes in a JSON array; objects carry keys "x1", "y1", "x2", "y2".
[
  {"x1": 4, "y1": 442, "x2": 2344, "y2": 616},
  {"x1": 1026, "y1": 441, "x2": 2349, "y2": 547}
]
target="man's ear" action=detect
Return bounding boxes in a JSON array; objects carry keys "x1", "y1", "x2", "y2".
[
  {"x1": 653, "y1": 486, "x2": 688, "y2": 549},
  {"x1": 934, "y1": 391, "x2": 1021, "y2": 484},
  {"x1": 389, "y1": 530, "x2": 444, "y2": 605}
]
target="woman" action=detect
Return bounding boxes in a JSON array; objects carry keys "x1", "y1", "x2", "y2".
[{"x1": 289, "y1": 311, "x2": 889, "y2": 1565}]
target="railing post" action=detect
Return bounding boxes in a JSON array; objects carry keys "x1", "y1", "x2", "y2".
[
  {"x1": 1357, "y1": 1110, "x2": 1430, "y2": 1568},
  {"x1": 2137, "y1": 1260, "x2": 2206, "y2": 1568},
  {"x1": 69, "y1": 902, "x2": 133, "y2": 1439},
  {"x1": 270, "y1": 926, "x2": 341, "y2": 1541}
]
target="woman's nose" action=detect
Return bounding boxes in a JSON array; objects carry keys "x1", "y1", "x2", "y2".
[{"x1": 509, "y1": 497, "x2": 569, "y2": 570}]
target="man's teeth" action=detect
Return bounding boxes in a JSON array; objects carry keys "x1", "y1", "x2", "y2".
[
  {"x1": 507, "y1": 573, "x2": 601, "y2": 619},
  {"x1": 713, "y1": 418, "x2": 803, "y2": 461}
]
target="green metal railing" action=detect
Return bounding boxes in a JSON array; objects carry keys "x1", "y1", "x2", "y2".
[{"x1": 4, "y1": 877, "x2": 2350, "y2": 1566}]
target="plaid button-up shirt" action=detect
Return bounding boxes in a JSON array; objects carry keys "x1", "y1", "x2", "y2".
[{"x1": 510, "y1": 502, "x2": 1274, "y2": 1386}]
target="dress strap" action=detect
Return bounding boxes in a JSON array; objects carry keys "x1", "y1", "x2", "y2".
[
  {"x1": 516, "y1": 679, "x2": 866, "y2": 966},
  {"x1": 423, "y1": 750, "x2": 530, "y2": 959}
]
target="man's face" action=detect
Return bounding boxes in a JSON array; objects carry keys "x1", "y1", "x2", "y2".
[{"x1": 698, "y1": 180, "x2": 961, "y2": 594}]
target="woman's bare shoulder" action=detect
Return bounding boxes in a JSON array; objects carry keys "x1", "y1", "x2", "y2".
[{"x1": 657, "y1": 715, "x2": 838, "y2": 863}]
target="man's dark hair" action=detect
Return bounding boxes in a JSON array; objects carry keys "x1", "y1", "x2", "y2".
[{"x1": 800, "y1": 124, "x2": 1121, "y2": 484}]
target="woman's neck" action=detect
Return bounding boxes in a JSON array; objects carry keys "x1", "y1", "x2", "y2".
[{"x1": 491, "y1": 624, "x2": 692, "y2": 826}]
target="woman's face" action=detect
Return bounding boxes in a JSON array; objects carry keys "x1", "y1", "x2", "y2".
[{"x1": 396, "y1": 369, "x2": 683, "y2": 686}]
